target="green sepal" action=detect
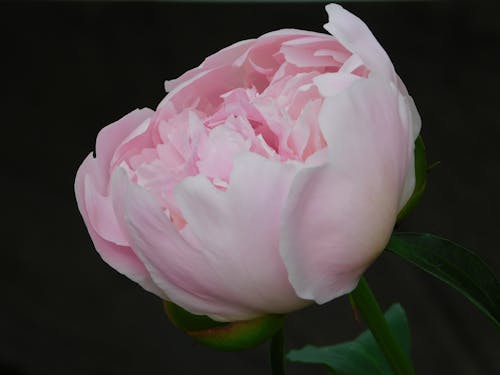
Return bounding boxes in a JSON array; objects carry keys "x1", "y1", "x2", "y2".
[
  {"x1": 397, "y1": 135, "x2": 427, "y2": 222},
  {"x1": 163, "y1": 301, "x2": 286, "y2": 351}
]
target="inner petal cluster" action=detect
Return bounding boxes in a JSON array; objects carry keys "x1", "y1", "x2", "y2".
[{"x1": 114, "y1": 33, "x2": 370, "y2": 227}]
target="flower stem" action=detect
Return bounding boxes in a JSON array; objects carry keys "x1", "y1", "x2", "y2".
[
  {"x1": 270, "y1": 327, "x2": 286, "y2": 375},
  {"x1": 349, "y1": 277, "x2": 414, "y2": 375}
]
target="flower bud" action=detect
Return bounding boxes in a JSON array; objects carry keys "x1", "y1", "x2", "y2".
[{"x1": 75, "y1": 4, "x2": 423, "y2": 323}]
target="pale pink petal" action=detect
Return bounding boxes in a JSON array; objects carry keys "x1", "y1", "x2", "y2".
[
  {"x1": 226, "y1": 116, "x2": 279, "y2": 159},
  {"x1": 165, "y1": 39, "x2": 255, "y2": 92},
  {"x1": 156, "y1": 143, "x2": 184, "y2": 169},
  {"x1": 267, "y1": 71, "x2": 320, "y2": 120},
  {"x1": 129, "y1": 147, "x2": 159, "y2": 170},
  {"x1": 289, "y1": 99, "x2": 324, "y2": 160},
  {"x1": 314, "y1": 49, "x2": 351, "y2": 64},
  {"x1": 84, "y1": 174, "x2": 128, "y2": 246},
  {"x1": 75, "y1": 154, "x2": 164, "y2": 297},
  {"x1": 196, "y1": 124, "x2": 251, "y2": 182},
  {"x1": 404, "y1": 89, "x2": 422, "y2": 141},
  {"x1": 233, "y1": 30, "x2": 309, "y2": 68},
  {"x1": 280, "y1": 44, "x2": 341, "y2": 68},
  {"x1": 159, "y1": 66, "x2": 246, "y2": 113},
  {"x1": 305, "y1": 148, "x2": 329, "y2": 167},
  {"x1": 278, "y1": 35, "x2": 349, "y2": 68},
  {"x1": 235, "y1": 37, "x2": 288, "y2": 88},
  {"x1": 260, "y1": 28, "x2": 332, "y2": 40},
  {"x1": 111, "y1": 168, "x2": 263, "y2": 321},
  {"x1": 157, "y1": 110, "x2": 206, "y2": 160},
  {"x1": 324, "y1": 4, "x2": 395, "y2": 82},
  {"x1": 95, "y1": 108, "x2": 154, "y2": 183},
  {"x1": 212, "y1": 87, "x2": 263, "y2": 124},
  {"x1": 281, "y1": 35, "x2": 350, "y2": 64},
  {"x1": 232, "y1": 31, "x2": 334, "y2": 90},
  {"x1": 176, "y1": 152, "x2": 310, "y2": 314},
  {"x1": 339, "y1": 53, "x2": 364, "y2": 74},
  {"x1": 397, "y1": 92, "x2": 422, "y2": 210},
  {"x1": 110, "y1": 118, "x2": 156, "y2": 171},
  {"x1": 313, "y1": 72, "x2": 361, "y2": 97},
  {"x1": 281, "y1": 35, "x2": 334, "y2": 46},
  {"x1": 281, "y1": 76, "x2": 413, "y2": 303},
  {"x1": 289, "y1": 108, "x2": 311, "y2": 158}
]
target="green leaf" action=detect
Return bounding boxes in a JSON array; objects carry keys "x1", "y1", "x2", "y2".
[
  {"x1": 386, "y1": 233, "x2": 500, "y2": 328},
  {"x1": 287, "y1": 304, "x2": 410, "y2": 374}
]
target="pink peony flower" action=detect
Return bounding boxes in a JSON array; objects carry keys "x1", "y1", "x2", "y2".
[{"x1": 75, "y1": 4, "x2": 420, "y2": 322}]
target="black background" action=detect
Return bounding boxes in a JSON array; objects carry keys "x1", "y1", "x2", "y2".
[{"x1": 1, "y1": 1, "x2": 500, "y2": 374}]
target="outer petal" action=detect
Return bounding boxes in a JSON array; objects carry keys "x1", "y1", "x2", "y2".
[
  {"x1": 158, "y1": 66, "x2": 248, "y2": 112},
  {"x1": 111, "y1": 168, "x2": 270, "y2": 321},
  {"x1": 313, "y1": 72, "x2": 361, "y2": 97},
  {"x1": 95, "y1": 108, "x2": 154, "y2": 186},
  {"x1": 323, "y1": 4, "x2": 422, "y2": 208},
  {"x1": 280, "y1": 76, "x2": 413, "y2": 303},
  {"x1": 75, "y1": 154, "x2": 164, "y2": 297},
  {"x1": 84, "y1": 172, "x2": 128, "y2": 246},
  {"x1": 279, "y1": 36, "x2": 348, "y2": 68},
  {"x1": 165, "y1": 39, "x2": 255, "y2": 92},
  {"x1": 397, "y1": 92, "x2": 422, "y2": 210},
  {"x1": 175, "y1": 153, "x2": 310, "y2": 316},
  {"x1": 161, "y1": 29, "x2": 333, "y2": 111},
  {"x1": 324, "y1": 4, "x2": 395, "y2": 83}
]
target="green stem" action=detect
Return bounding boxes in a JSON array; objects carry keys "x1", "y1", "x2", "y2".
[
  {"x1": 270, "y1": 328, "x2": 286, "y2": 375},
  {"x1": 350, "y1": 277, "x2": 414, "y2": 375}
]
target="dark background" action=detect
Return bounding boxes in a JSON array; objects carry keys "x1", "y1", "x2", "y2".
[{"x1": 1, "y1": 1, "x2": 500, "y2": 374}]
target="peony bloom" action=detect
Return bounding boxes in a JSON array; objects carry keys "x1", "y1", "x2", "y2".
[{"x1": 75, "y1": 4, "x2": 420, "y2": 322}]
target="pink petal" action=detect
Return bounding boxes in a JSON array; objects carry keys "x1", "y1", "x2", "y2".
[
  {"x1": 176, "y1": 153, "x2": 310, "y2": 315},
  {"x1": 95, "y1": 108, "x2": 154, "y2": 184},
  {"x1": 324, "y1": 4, "x2": 395, "y2": 83},
  {"x1": 261, "y1": 28, "x2": 332, "y2": 40},
  {"x1": 280, "y1": 44, "x2": 341, "y2": 68},
  {"x1": 280, "y1": 76, "x2": 414, "y2": 303},
  {"x1": 233, "y1": 29, "x2": 312, "y2": 68},
  {"x1": 277, "y1": 34, "x2": 349, "y2": 68},
  {"x1": 74, "y1": 154, "x2": 164, "y2": 297},
  {"x1": 111, "y1": 168, "x2": 264, "y2": 321},
  {"x1": 396, "y1": 92, "x2": 422, "y2": 210},
  {"x1": 165, "y1": 39, "x2": 255, "y2": 92},
  {"x1": 339, "y1": 53, "x2": 364, "y2": 74},
  {"x1": 159, "y1": 66, "x2": 246, "y2": 113},
  {"x1": 196, "y1": 123, "x2": 250, "y2": 182},
  {"x1": 84, "y1": 173, "x2": 128, "y2": 246},
  {"x1": 313, "y1": 72, "x2": 361, "y2": 97}
]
